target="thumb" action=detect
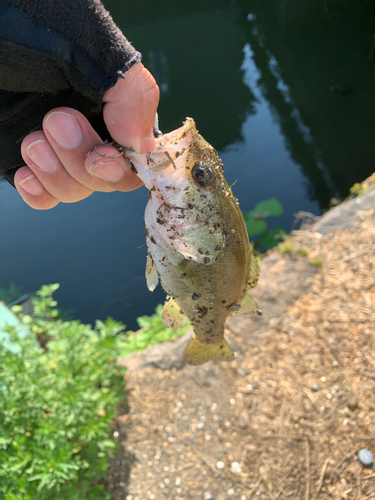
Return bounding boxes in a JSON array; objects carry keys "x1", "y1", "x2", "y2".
[{"x1": 103, "y1": 63, "x2": 160, "y2": 153}]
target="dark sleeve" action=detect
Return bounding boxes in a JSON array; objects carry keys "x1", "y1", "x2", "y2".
[{"x1": 0, "y1": 0, "x2": 141, "y2": 185}]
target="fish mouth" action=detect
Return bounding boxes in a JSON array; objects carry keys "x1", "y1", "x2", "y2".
[{"x1": 123, "y1": 118, "x2": 197, "y2": 173}]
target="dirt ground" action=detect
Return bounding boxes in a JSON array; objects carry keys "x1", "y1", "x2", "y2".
[{"x1": 109, "y1": 199, "x2": 375, "y2": 500}]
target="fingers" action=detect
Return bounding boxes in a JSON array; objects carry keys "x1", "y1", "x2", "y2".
[
  {"x1": 14, "y1": 165, "x2": 59, "y2": 210},
  {"x1": 21, "y1": 129, "x2": 94, "y2": 203},
  {"x1": 15, "y1": 62, "x2": 159, "y2": 210},
  {"x1": 103, "y1": 62, "x2": 160, "y2": 153},
  {"x1": 18, "y1": 108, "x2": 143, "y2": 209},
  {"x1": 41, "y1": 108, "x2": 140, "y2": 192}
]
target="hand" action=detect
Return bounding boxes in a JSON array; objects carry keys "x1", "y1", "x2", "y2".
[{"x1": 14, "y1": 63, "x2": 160, "y2": 209}]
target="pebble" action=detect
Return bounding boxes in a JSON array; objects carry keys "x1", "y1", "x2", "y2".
[
  {"x1": 358, "y1": 448, "x2": 374, "y2": 467},
  {"x1": 216, "y1": 461, "x2": 225, "y2": 469},
  {"x1": 311, "y1": 383, "x2": 319, "y2": 392},
  {"x1": 227, "y1": 488, "x2": 234, "y2": 496},
  {"x1": 347, "y1": 397, "x2": 358, "y2": 411},
  {"x1": 237, "y1": 410, "x2": 250, "y2": 429},
  {"x1": 231, "y1": 461, "x2": 242, "y2": 473},
  {"x1": 203, "y1": 492, "x2": 215, "y2": 500},
  {"x1": 196, "y1": 421, "x2": 205, "y2": 430}
]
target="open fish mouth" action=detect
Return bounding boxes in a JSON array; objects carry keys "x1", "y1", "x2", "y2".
[{"x1": 124, "y1": 118, "x2": 197, "y2": 175}]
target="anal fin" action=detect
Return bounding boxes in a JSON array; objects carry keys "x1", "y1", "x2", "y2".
[
  {"x1": 228, "y1": 291, "x2": 258, "y2": 316},
  {"x1": 183, "y1": 337, "x2": 234, "y2": 365},
  {"x1": 162, "y1": 297, "x2": 187, "y2": 329}
]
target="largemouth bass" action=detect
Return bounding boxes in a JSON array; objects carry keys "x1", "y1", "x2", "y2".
[{"x1": 124, "y1": 118, "x2": 260, "y2": 365}]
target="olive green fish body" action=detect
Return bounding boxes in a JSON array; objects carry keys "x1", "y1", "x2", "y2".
[{"x1": 125, "y1": 118, "x2": 260, "y2": 365}]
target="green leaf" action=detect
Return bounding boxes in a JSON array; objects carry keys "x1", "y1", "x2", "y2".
[
  {"x1": 259, "y1": 225, "x2": 287, "y2": 249},
  {"x1": 244, "y1": 218, "x2": 267, "y2": 237},
  {"x1": 248, "y1": 197, "x2": 284, "y2": 218}
]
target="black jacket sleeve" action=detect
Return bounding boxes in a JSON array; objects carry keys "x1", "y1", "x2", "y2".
[{"x1": 0, "y1": 0, "x2": 141, "y2": 185}]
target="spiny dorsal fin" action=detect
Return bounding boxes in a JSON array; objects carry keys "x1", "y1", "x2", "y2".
[{"x1": 162, "y1": 297, "x2": 187, "y2": 329}]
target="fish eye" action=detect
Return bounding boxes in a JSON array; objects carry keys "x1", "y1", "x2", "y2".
[{"x1": 190, "y1": 162, "x2": 213, "y2": 187}]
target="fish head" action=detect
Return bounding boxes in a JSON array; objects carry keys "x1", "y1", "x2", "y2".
[{"x1": 124, "y1": 118, "x2": 233, "y2": 264}]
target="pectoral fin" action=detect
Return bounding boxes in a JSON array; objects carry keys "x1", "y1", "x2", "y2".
[
  {"x1": 162, "y1": 297, "x2": 187, "y2": 329},
  {"x1": 183, "y1": 337, "x2": 234, "y2": 365},
  {"x1": 146, "y1": 253, "x2": 159, "y2": 291},
  {"x1": 228, "y1": 291, "x2": 259, "y2": 316}
]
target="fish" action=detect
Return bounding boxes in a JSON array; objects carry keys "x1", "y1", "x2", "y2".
[{"x1": 124, "y1": 118, "x2": 260, "y2": 365}]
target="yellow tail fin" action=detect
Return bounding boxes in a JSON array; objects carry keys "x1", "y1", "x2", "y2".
[{"x1": 183, "y1": 337, "x2": 234, "y2": 365}]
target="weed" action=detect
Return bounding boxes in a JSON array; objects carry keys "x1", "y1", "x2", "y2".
[
  {"x1": 310, "y1": 257, "x2": 324, "y2": 267},
  {"x1": 1, "y1": 284, "x2": 127, "y2": 500},
  {"x1": 350, "y1": 182, "x2": 369, "y2": 197},
  {"x1": 279, "y1": 242, "x2": 294, "y2": 254}
]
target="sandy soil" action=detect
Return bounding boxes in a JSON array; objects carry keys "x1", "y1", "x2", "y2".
[{"x1": 109, "y1": 198, "x2": 375, "y2": 500}]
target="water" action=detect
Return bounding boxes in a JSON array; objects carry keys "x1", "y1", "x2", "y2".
[{"x1": 1, "y1": 0, "x2": 375, "y2": 328}]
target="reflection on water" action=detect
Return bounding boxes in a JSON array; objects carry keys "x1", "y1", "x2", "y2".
[{"x1": 1, "y1": 1, "x2": 375, "y2": 327}]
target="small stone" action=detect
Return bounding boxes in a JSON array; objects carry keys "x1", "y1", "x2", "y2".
[
  {"x1": 358, "y1": 448, "x2": 374, "y2": 467},
  {"x1": 237, "y1": 410, "x2": 250, "y2": 429},
  {"x1": 231, "y1": 461, "x2": 242, "y2": 473},
  {"x1": 311, "y1": 383, "x2": 319, "y2": 392},
  {"x1": 196, "y1": 421, "x2": 205, "y2": 430},
  {"x1": 227, "y1": 489, "x2": 234, "y2": 496},
  {"x1": 203, "y1": 492, "x2": 215, "y2": 500},
  {"x1": 216, "y1": 461, "x2": 225, "y2": 470},
  {"x1": 347, "y1": 397, "x2": 358, "y2": 411}
]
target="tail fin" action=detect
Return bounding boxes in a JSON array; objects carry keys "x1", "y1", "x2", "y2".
[{"x1": 183, "y1": 336, "x2": 234, "y2": 365}]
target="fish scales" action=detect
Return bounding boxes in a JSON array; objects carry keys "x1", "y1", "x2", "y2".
[{"x1": 124, "y1": 118, "x2": 260, "y2": 365}]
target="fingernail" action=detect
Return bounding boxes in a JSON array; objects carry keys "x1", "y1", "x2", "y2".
[
  {"x1": 19, "y1": 174, "x2": 44, "y2": 196},
  {"x1": 26, "y1": 140, "x2": 60, "y2": 172},
  {"x1": 89, "y1": 161, "x2": 125, "y2": 182},
  {"x1": 45, "y1": 111, "x2": 83, "y2": 148}
]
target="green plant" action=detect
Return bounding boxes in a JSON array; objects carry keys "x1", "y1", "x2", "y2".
[
  {"x1": 300, "y1": 249, "x2": 308, "y2": 257},
  {"x1": 242, "y1": 197, "x2": 287, "y2": 251},
  {"x1": 0, "y1": 282, "x2": 22, "y2": 304},
  {"x1": 310, "y1": 257, "x2": 324, "y2": 267},
  {"x1": 122, "y1": 304, "x2": 190, "y2": 357},
  {"x1": 0, "y1": 284, "x2": 127, "y2": 500},
  {"x1": 350, "y1": 182, "x2": 369, "y2": 197},
  {"x1": 279, "y1": 242, "x2": 294, "y2": 254}
]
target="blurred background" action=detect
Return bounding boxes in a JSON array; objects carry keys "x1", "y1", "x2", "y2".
[{"x1": 1, "y1": 0, "x2": 375, "y2": 329}]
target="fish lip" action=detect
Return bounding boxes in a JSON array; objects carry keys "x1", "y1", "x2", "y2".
[{"x1": 122, "y1": 117, "x2": 196, "y2": 168}]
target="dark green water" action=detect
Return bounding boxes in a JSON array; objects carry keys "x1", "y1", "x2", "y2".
[{"x1": 1, "y1": 0, "x2": 375, "y2": 328}]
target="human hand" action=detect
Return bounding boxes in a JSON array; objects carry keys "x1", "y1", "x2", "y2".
[{"x1": 14, "y1": 63, "x2": 160, "y2": 209}]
